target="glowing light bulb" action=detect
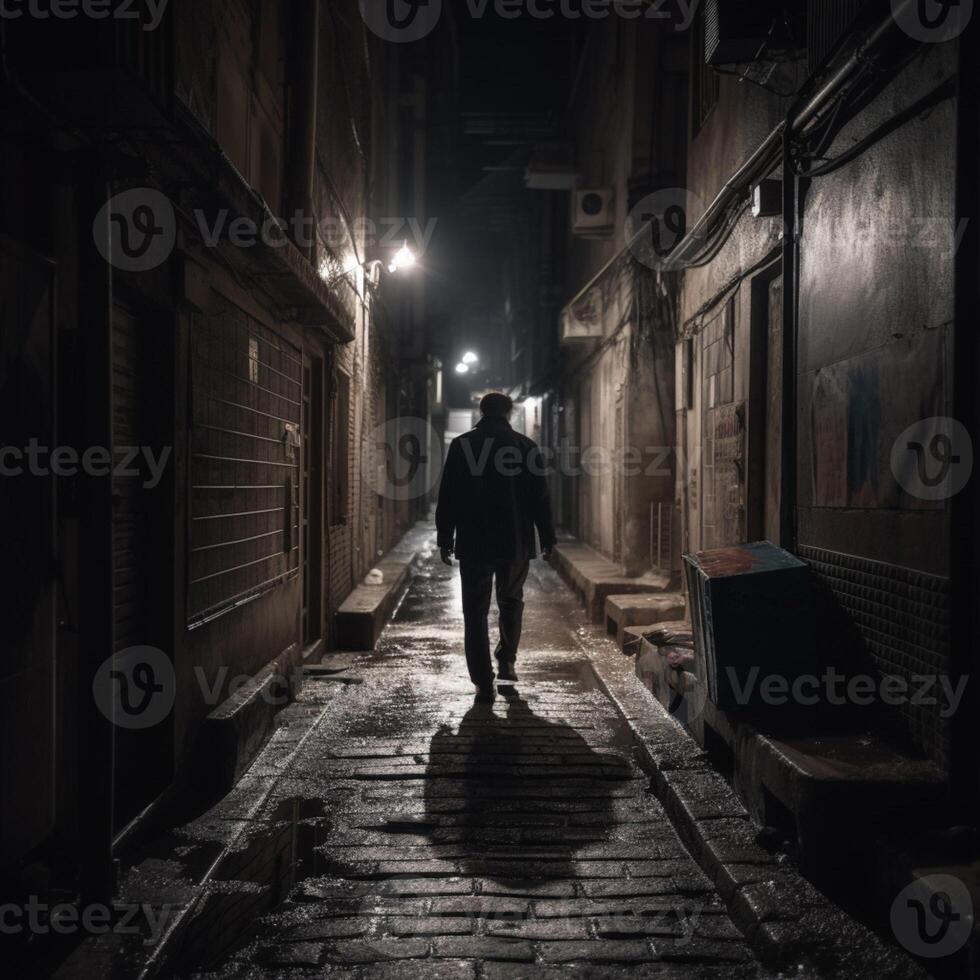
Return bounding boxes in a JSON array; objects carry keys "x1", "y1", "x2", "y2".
[{"x1": 390, "y1": 243, "x2": 417, "y2": 272}]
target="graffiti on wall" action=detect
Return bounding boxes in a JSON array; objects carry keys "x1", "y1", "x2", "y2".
[{"x1": 807, "y1": 329, "x2": 948, "y2": 510}]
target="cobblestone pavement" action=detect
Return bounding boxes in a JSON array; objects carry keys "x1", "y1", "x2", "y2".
[{"x1": 189, "y1": 538, "x2": 770, "y2": 979}]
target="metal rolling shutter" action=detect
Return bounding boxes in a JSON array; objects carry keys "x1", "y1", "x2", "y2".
[{"x1": 188, "y1": 300, "x2": 301, "y2": 624}]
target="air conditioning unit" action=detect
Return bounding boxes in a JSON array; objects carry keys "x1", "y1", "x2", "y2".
[
  {"x1": 526, "y1": 142, "x2": 580, "y2": 190},
  {"x1": 573, "y1": 189, "x2": 614, "y2": 238},
  {"x1": 704, "y1": 0, "x2": 778, "y2": 66}
]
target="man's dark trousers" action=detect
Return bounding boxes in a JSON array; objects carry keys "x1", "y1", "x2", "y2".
[{"x1": 460, "y1": 559, "x2": 530, "y2": 687}]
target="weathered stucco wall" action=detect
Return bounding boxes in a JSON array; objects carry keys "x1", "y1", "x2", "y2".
[
  {"x1": 796, "y1": 45, "x2": 956, "y2": 766},
  {"x1": 678, "y1": 39, "x2": 957, "y2": 766},
  {"x1": 559, "y1": 19, "x2": 679, "y2": 571},
  {"x1": 797, "y1": 44, "x2": 955, "y2": 577}
]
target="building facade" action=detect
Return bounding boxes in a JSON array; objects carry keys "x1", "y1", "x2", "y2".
[
  {"x1": 0, "y1": 0, "x2": 442, "y2": 902},
  {"x1": 675, "y1": 0, "x2": 966, "y2": 779},
  {"x1": 513, "y1": 0, "x2": 977, "y2": 898}
]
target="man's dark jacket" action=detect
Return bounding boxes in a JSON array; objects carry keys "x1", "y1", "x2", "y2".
[{"x1": 436, "y1": 416, "x2": 557, "y2": 562}]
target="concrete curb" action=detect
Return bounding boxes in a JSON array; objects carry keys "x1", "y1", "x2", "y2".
[
  {"x1": 141, "y1": 698, "x2": 340, "y2": 979},
  {"x1": 196, "y1": 642, "x2": 301, "y2": 796},
  {"x1": 50, "y1": 696, "x2": 336, "y2": 980},
  {"x1": 577, "y1": 635, "x2": 928, "y2": 979}
]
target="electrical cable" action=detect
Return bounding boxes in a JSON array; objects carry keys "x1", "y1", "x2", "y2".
[
  {"x1": 686, "y1": 199, "x2": 752, "y2": 268},
  {"x1": 792, "y1": 75, "x2": 955, "y2": 180},
  {"x1": 790, "y1": 42, "x2": 942, "y2": 177},
  {"x1": 711, "y1": 65, "x2": 801, "y2": 99},
  {"x1": 709, "y1": 10, "x2": 805, "y2": 99},
  {"x1": 682, "y1": 247, "x2": 783, "y2": 337},
  {"x1": 800, "y1": 83, "x2": 852, "y2": 162}
]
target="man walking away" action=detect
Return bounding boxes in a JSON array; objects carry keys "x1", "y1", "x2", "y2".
[{"x1": 436, "y1": 392, "x2": 557, "y2": 703}]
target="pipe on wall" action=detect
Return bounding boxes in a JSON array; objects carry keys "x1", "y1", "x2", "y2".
[
  {"x1": 560, "y1": 2, "x2": 927, "y2": 321},
  {"x1": 779, "y1": 131, "x2": 799, "y2": 552}
]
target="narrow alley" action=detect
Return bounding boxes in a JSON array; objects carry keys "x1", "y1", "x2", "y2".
[
  {"x1": 173, "y1": 537, "x2": 760, "y2": 977},
  {"x1": 73, "y1": 532, "x2": 917, "y2": 980},
  {"x1": 184, "y1": 540, "x2": 755, "y2": 978}
]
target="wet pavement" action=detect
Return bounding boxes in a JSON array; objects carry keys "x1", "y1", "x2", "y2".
[{"x1": 184, "y1": 535, "x2": 768, "y2": 978}]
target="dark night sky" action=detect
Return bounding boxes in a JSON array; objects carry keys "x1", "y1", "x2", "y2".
[
  {"x1": 434, "y1": 9, "x2": 578, "y2": 398},
  {"x1": 453, "y1": 8, "x2": 577, "y2": 192}
]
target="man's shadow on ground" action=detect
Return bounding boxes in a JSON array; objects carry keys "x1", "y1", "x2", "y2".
[{"x1": 423, "y1": 687, "x2": 632, "y2": 882}]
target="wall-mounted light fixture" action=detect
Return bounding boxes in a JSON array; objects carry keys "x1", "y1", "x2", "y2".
[{"x1": 328, "y1": 242, "x2": 418, "y2": 287}]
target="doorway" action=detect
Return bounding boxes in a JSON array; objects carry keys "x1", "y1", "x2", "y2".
[
  {"x1": 301, "y1": 355, "x2": 324, "y2": 649},
  {"x1": 110, "y1": 302, "x2": 174, "y2": 833},
  {"x1": 0, "y1": 237, "x2": 57, "y2": 871},
  {"x1": 748, "y1": 260, "x2": 784, "y2": 544},
  {"x1": 699, "y1": 297, "x2": 744, "y2": 550}
]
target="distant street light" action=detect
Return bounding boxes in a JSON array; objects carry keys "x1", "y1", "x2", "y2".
[
  {"x1": 462, "y1": 351, "x2": 479, "y2": 365},
  {"x1": 455, "y1": 363, "x2": 470, "y2": 375}
]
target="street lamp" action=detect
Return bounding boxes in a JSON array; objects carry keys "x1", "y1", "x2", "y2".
[
  {"x1": 455, "y1": 363, "x2": 470, "y2": 375},
  {"x1": 461, "y1": 351, "x2": 479, "y2": 365},
  {"x1": 328, "y1": 243, "x2": 417, "y2": 287},
  {"x1": 388, "y1": 243, "x2": 417, "y2": 274}
]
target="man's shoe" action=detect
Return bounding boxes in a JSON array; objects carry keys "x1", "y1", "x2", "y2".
[
  {"x1": 496, "y1": 662, "x2": 518, "y2": 684},
  {"x1": 474, "y1": 685, "x2": 496, "y2": 704}
]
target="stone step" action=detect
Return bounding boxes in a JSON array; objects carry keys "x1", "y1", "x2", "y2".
[
  {"x1": 336, "y1": 557, "x2": 413, "y2": 650},
  {"x1": 605, "y1": 594, "x2": 687, "y2": 648},
  {"x1": 551, "y1": 540, "x2": 672, "y2": 623}
]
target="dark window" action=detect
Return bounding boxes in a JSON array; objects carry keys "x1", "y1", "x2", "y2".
[{"x1": 692, "y1": 4, "x2": 720, "y2": 136}]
